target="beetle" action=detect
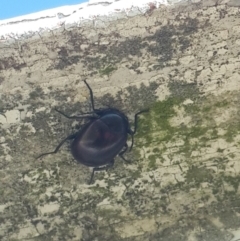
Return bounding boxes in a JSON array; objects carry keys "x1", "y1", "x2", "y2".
[{"x1": 37, "y1": 79, "x2": 148, "y2": 184}]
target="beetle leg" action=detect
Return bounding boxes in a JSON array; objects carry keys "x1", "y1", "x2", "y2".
[
  {"x1": 55, "y1": 79, "x2": 98, "y2": 120},
  {"x1": 129, "y1": 109, "x2": 149, "y2": 151},
  {"x1": 37, "y1": 133, "x2": 76, "y2": 159},
  {"x1": 131, "y1": 109, "x2": 149, "y2": 134},
  {"x1": 55, "y1": 108, "x2": 97, "y2": 119},
  {"x1": 83, "y1": 79, "x2": 96, "y2": 112},
  {"x1": 119, "y1": 144, "x2": 130, "y2": 163},
  {"x1": 129, "y1": 133, "x2": 134, "y2": 152},
  {"x1": 89, "y1": 160, "x2": 114, "y2": 184}
]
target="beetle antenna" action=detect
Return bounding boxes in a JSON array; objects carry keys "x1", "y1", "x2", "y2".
[{"x1": 83, "y1": 79, "x2": 96, "y2": 112}]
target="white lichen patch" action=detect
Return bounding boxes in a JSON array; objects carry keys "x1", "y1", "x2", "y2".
[
  {"x1": 0, "y1": 110, "x2": 20, "y2": 124},
  {"x1": 115, "y1": 218, "x2": 157, "y2": 238},
  {"x1": 179, "y1": 55, "x2": 195, "y2": 65},
  {"x1": 110, "y1": 184, "x2": 126, "y2": 200},
  {"x1": 38, "y1": 202, "x2": 60, "y2": 214},
  {"x1": 23, "y1": 173, "x2": 40, "y2": 184},
  {"x1": 13, "y1": 224, "x2": 39, "y2": 240},
  {"x1": 0, "y1": 204, "x2": 7, "y2": 212}
]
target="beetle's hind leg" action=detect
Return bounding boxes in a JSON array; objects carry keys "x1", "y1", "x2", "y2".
[
  {"x1": 89, "y1": 160, "x2": 115, "y2": 184},
  {"x1": 37, "y1": 133, "x2": 76, "y2": 159}
]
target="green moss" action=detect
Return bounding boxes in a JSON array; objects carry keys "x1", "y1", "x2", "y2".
[
  {"x1": 217, "y1": 148, "x2": 224, "y2": 153},
  {"x1": 131, "y1": 170, "x2": 142, "y2": 179},
  {"x1": 99, "y1": 65, "x2": 117, "y2": 76},
  {"x1": 212, "y1": 188, "x2": 220, "y2": 195},
  {"x1": 153, "y1": 147, "x2": 160, "y2": 153},
  {"x1": 175, "y1": 141, "x2": 191, "y2": 158},
  {"x1": 202, "y1": 106, "x2": 211, "y2": 112},
  {"x1": 215, "y1": 99, "x2": 229, "y2": 108},
  {"x1": 132, "y1": 88, "x2": 240, "y2": 194},
  {"x1": 136, "y1": 98, "x2": 179, "y2": 145},
  {"x1": 184, "y1": 103, "x2": 200, "y2": 115},
  {"x1": 148, "y1": 155, "x2": 157, "y2": 170},
  {"x1": 185, "y1": 166, "x2": 213, "y2": 184},
  {"x1": 188, "y1": 126, "x2": 209, "y2": 138},
  {"x1": 201, "y1": 194, "x2": 210, "y2": 202},
  {"x1": 211, "y1": 128, "x2": 218, "y2": 138},
  {"x1": 229, "y1": 153, "x2": 235, "y2": 158},
  {"x1": 223, "y1": 175, "x2": 240, "y2": 191},
  {"x1": 224, "y1": 121, "x2": 240, "y2": 142},
  {"x1": 97, "y1": 208, "x2": 122, "y2": 219},
  {"x1": 135, "y1": 96, "x2": 209, "y2": 158},
  {"x1": 224, "y1": 131, "x2": 234, "y2": 142}
]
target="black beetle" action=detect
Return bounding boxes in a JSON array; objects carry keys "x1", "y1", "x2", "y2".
[{"x1": 37, "y1": 80, "x2": 148, "y2": 184}]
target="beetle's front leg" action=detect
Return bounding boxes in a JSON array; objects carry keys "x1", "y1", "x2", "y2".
[
  {"x1": 129, "y1": 109, "x2": 149, "y2": 151},
  {"x1": 119, "y1": 143, "x2": 130, "y2": 163}
]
